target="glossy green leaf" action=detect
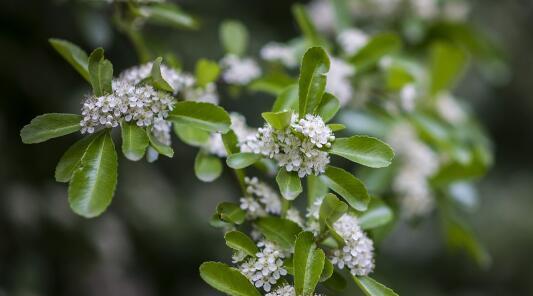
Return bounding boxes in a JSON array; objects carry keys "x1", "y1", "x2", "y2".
[
  {"x1": 222, "y1": 130, "x2": 240, "y2": 155},
  {"x1": 324, "y1": 271, "x2": 347, "y2": 292},
  {"x1": 249, "y1": 72, "x2": 295, "y2": 96},
  {"x1": 21, "y1": 113, "x2": 82, "y2": 144},
  {"x1": 147, "y1": 129, "x2": 174, "y2": 158},
  {"x1": 55, "y1": 133, "x2": 98, "y2": 182},
  {"x1": 299, "y1": 47, "x2": 330, "y2": 118},
  {"x1": 330, "y1": 136, "x2": 395, "y2": 168},
  {"x1": 224, "y1": 231, "x2": 259, "y2": 257},
  {"x1": 294, "y1": 232, "x2": 325, "y2": 296},
  {"x1": 320, "y1": 166, "x2": 370, "y2": 211},
  {"x1": 357, "y1": 199, "x2": 394, "y2": 230},
  {"x1": 199, "y1": 262, "x2": 261, "y2": 296},
  {"x1": 120, "y1": 121, "x2": 149, "y2": 161},
  {"x1": 220, "y1": 20, "x2": 248, "y2": 56},
  {"x1": 350, "y1": 33, "x2": 401, "y2": 71},
  {"x1": 88, "y1": 48, "x2": 113, "y2": 96},
  {"x1": 226, "y1": 152, "x2": 261, "y2": 169},
  {"x1": 195, "y1": 59, "x2": 220, "y2": 87},
  {"x1": 217, "y1": 202, "x2": 246, "y2": 225},
  {"x1": 327, "y1": 123, "x2": 345, "y2": 132},
  {"x1": 168, "y1": 101, "x2": 231, "y2": 133},
  {"x1": 272, "y1": 84, "x2": 299, "y2": 112},
  {"x1": 138, "y1": 3, "x2": 199, "y2": 29},
  {"x1": 195, "y1": 150, "x2": 223, "y2": 182},
  {"x1": 276, "y1": 169, "x2": 303, "y2": 200},
  {"x1": 255, "y1": 217, "x2": 303, "y2": 250},
  {"x1": 173, "y1": 123, "x2": 210, "y2": 147},
  {"x1": 68, "y1": 130, "x2": 117, "y2": 218},
  {"x1": 49, "y1": 38, "x2": 90, "y2": 82},
  {"x1": 430, "y1": 41, "x2": 467, "y2": 95},
  {"x1": 319, "y1": 193, "x2": 348, "y2": 232},
  {"x1": 262, "y1": 111, "x2": 292, "y2": 130},
  {"x1": 292, "y1": 4, "x2": 320, "y2": 46},
  {"x1": 386, "y1": 65, "x2": 414, "y2": 91},
  {"x1": 353, "y1": 276, "x2": 399, "y2": 296},
  {"x1": 315, "y1": 93, "x2": 340, "y2": 122},
  {"x1": 150, "y1": 57, "x2": 174, "y2": 92},
  {"x1": 307, "y1": 175, "x2": 329, "y2": 204},
  {"x1": 320, "y1": 258, "x2": 334, "y2": 282}
]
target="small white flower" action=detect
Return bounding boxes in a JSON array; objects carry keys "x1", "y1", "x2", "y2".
[
  {"x1": 286, "y1": 208, "x2": 305, "y2": 228},
  {"x1": 240, "y1": 196, "x2": 267, "y2": 219},
  {"x1": 436, "y1": 92, "x2": 466, "y2": 124},
  {"x1": 399, "y1": 84, "x2": 417, "y2": 112},
  {"x1": 239, "y1": 240, "x2": 288, "y2": 292},
  {"x1": 330, "y1": 214, "x2": 375, "y2": 276},
  {"x1": 241, "y1": 114, "x2": 334, "y2": 177},
  {"x1": 265, "y1": 284, "x2": 322, "y2": 296},
  {"x1": 245, "y1": 177, "x2": 282, "y2": 215},
  {"x1": 205, "y1": 113, "x2": 256, "y2": 157},
  {"x1": 327, "y1": 58, "x2": 356, "y2": 106},
  {"x1": 260, "y1": 42, "x2": 298, "y2": 68},
  {"x1": 337, "y1": 29, "x2": 369, "y2": 55},
  {"x1": 220, "y1": 55, "x2": 262, "y2": 85}
]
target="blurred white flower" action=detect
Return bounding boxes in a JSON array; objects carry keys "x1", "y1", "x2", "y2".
[
  {"x1": 327, "y1": 58, "x2": 356, "y2": 106},
  {"x1": 286, "y1": 208, "x2": 305, "y2": 227},
  {"x1": 240, "y1": 196, "x2": 267, "y2": 219},
  {"x1": 411, "y1": 0, "x2": 438, "y2": 20},
  {"x1": 387, "y1": 123, "x2": 439, "y2": 217},
  {"x1": 436, "y1": 92, "x2": 466, "y2": 124},
  {"x1": 220, "y1": 54, "x2": 261, "y2": 85},
  {"x1": 239, "y1": 240, "x2": 288, "y2": 292},
  {"x1": 337, "y1": 29, "x2": 369, "y2": 55},
  {"x1": 308, "y1": 0, "x2": 335, "y2": 33},
  {"x1": 206, "y1": 112, "x2": 256, "y2": 157},
  {"x1": 443, "y1": 1, "x2": 470, "y2": 21},
  {"x1": 330, "y1": 214, "x2": 375, "y2": 276},
  {"x1": 260, "y1": 42, "x2": 298, "y2": 68},
  {"x1": 399, "y1": 84, "x2": 417, "y2": 112}
]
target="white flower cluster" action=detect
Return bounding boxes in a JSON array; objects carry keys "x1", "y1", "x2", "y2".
[
  {"x1": 387, "y1": 123, "x2": 439, "y2": 217},
  {"x1": 239, "y1": 240, "x2": 288, "y2": 292},
  {"x1": 240, "y1": 114, "x2": 334, "y2": 177},
  {"x1": 265, "y1": 284, "x2": 322, "y2": 296},
  {"x1": 330, "y1": 214, "x2": 375, "y2": 276},
  {"x1": 240, "y1": 177, "x2": 282, "y2": 219},
  {"x1": 206, "y1": 113, "x2": 256, "y2": 157},
  {"x1": 80, "y1": 79, "x2": 175, "y2": 145},
  {"x1": 286, "y1": 208, "x2": 305, "y2": 228},
  {"x1": 337, "y1": 29, "x2": 368, "y2": 56},
  {"x1": 119, "y1": 62, "x2": 219, "y2": 104},
  {"x1": 260, "y1": 42, "x2": 298, "y2": 68},
  {"x1": 327, "y1": 58, "x2": 356, "y2": 106},
  {"x1": 220, "y1": 55, "x2": 261, "y2": 85}
]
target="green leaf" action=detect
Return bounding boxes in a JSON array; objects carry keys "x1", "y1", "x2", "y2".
[
  {"x1": 150, "y1": 57, "x2": 174, "y2": 92},
  {"x1": 320, "y1": 166, "x2": 370, "y2": 211},
  {"x1": 315, "y1": 93, "x2": 340, "y2": 122},
  {"x1": 272, "y1": 84, "x2": 299, "y2": 112},
  {"x1": 350, "y1": 32, "x2": 402, "y2": 72},
  {"x1": 329, "y1": 136, "x2": 395, "y2": 168},
  {"x1": 226, "y1": 152, "x2": 261, "y2": 169},
  {"x1": 320, "y1": 258, "x2": 334, "y2": 282},
  {"x1": 173, "y1": 124, "x2": 210, "y2": 147},
  {"x1": 319, "y1": 193, "x2": 348, "y2": 232},
  {"x1": 21, "y1": 113, "x2": 82, "y2": 144},
  {"x1": 120, "y1": 121, "x2": 149, "y2": 161},
  {"x1": 195, "y1": 59, "x2": 220, "y2": 87},
  {"x1": 331, "y1": 0, "x2": 350, "y2": 32},
  {"x1": 55, "y1": 134, "x2": 98, "y2": 182},
  {"x1": 327, "y1": 123, "x2": 345, "y2": 132},
  {"x1": 195, "y1": 150, "x2": 223, "y2": 182},
  {"x1": 353, "y1": 276, "x2": 399, "y2": 296},
  {"x1": 222, "y1": 130, "x2": 240, "y2": 155},
  {"x1": 88, "y1": 48, "x2": 113, "y2": 96},
  {"x1": 199, "y1": 262, "x2": 261, "y2": 296},
  {"x1": 307, "y1": 175, "x2": 329, "y2": 204},
  {"x1": 430, "y1": 41, "x2": 467, "y2": 95},
  {"x1": 249, "y1": 72, "x2": 295, "y2": 96},
  {"x1": 220, "y1": 20, "x2": 248, "y2": 56},
  {"x1": 217, "y1": 202, "x2": 246, "y2": 225},
  {"x1": 225, "y1": 231, "x2": 259, "y2": 257},
  {"x1": 168, "y1": 101, "x2": 231, "y2": 133},
  {"x1": 386, "y1": 65, "x2": 414, "y2": 91},
  {"x1": 292, "y1": 4, "x2": 321, "y2": 46},
  {"x1": 49, "y1": 38, "x2": 90, "y2": 82},
  {"x1": 138, "y1": 3, "x2": 199, "y2": 30},
  {"x1": 294, "y1": 232, "x2": 325, "y2": 296},
  {"x1": 262, "y1": 111, "x2": 292, "y2": 130},
  {"x1": 147, "y1": 129, "x2": 174, "y2": 158},
  {"x1": 324, "y1": 271, "x2": 347, "y2": 292},
  {"x1": 299, "y1": 47, "x2": 330, "y2": 118},
  {"x1": 357, "y1": 199, "x2": 393, "y2": 230},
  {"x1": 444, "y1": 214, "x2": 491, "y2": 269},
  {"x1": 276, "y1": 169, "x2": 303, "y2": 200},
  {"x1": 255, "y1": 217, "x2": 303, "y2": 250},
  {"x1": 68, "y1": 130, "x2": 117, "y2": 218}
]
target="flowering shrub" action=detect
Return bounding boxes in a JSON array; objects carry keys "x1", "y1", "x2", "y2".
[{"x1": 20, "y1": 0, "x2": 498, "y2": 295}]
